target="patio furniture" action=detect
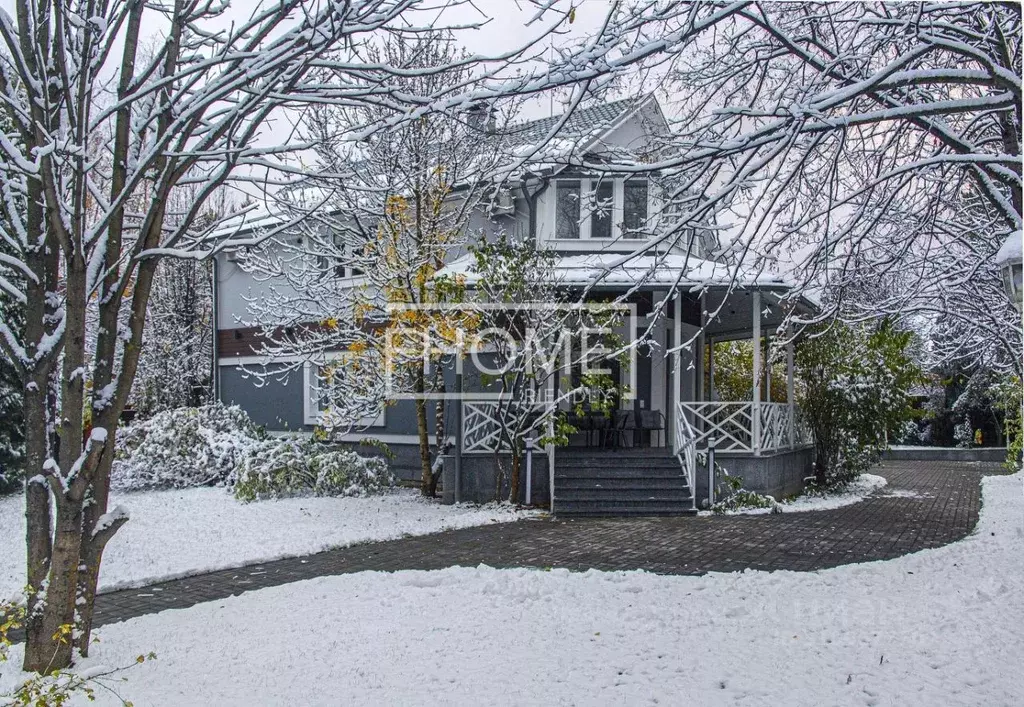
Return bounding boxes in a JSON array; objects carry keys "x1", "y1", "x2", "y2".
[
  {"x1": 611, "y1": 410, "x2": 637, "y2": 448},
  {"x1": 638, "y1": 409, "x2": 666, "y2": 447}
]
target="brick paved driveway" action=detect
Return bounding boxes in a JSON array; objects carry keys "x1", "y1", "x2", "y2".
[{"x1": 89, "y1": 459, "x2": 1002, "y2": 629}]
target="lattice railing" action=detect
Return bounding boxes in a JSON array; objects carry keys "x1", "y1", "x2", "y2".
[
  {"x1": 679, "y1": 401, "x2": 811, "y2": 453},
  {"x1": 462, "y1": 401, "x2": 547, "y2": 454},
  {"x1": 759, "y1": 403, "x2": 791, "y2": 453},
  {"x1": 678, "y1": 402, "x2": 754, "y2": 452},
  {"x1": 792, "y1": 407, "x2": 813, "y2": 447}
]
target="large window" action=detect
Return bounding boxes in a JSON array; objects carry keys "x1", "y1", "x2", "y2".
[
  {"x1": 550, "y1": 178, "x2": 651, "y2": 241},
  {"x1": 555, "y1": 181, "x2": 582, "y2": 239},
  {"x1": 304, "y1": 357, "x2": 385, "y2": 427}
]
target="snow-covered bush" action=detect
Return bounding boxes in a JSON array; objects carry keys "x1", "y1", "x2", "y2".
[
  {"x1": 308, "y1": 449, "x2": 393, "y2": 497},
  {"x1": 111, "y1": 403, "x2": 393, "y2": 499},
  {"x1": 953, "y1": 421, "x2": 974, "y2": 449},
  {"x1": 111, "y1": 404, "x2": 264, "y2": 492},
  {"x1": 894, "y1": 419, "x2": 921, "y2": 445},
  {"x1": 710, "y1": 469, "x2": 781, "y2": 514},
  {"x1": 233, "y1": 441, "x2": 394, "y2": 502}
]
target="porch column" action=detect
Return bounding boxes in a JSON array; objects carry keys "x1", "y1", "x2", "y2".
[
  {"x1": 671, "y1": 291, "x2": 682, "y2": 454},
  {"x1": 696, "y1": 291, "x2": 706, "y2": 402},
  {"x1": 752, "y1": 291, "x2": 761, "y2": 456},
  {"x1": 707, "y1": 336, "x2": 715, "y2": 401},
  {"x1": 787, "y1": 327, "x2": 795, "y2": 449}
]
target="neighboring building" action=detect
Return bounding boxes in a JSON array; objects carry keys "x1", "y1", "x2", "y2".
[{"x1": 212, "y1": 95, "x2": 817, "y2": 513}]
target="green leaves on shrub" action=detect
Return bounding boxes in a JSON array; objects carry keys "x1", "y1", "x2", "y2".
[{"x1": 797, "y1": 319, "x2": 921, "y2": 487}]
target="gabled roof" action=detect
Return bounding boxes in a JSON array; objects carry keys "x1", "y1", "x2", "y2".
[{"x1": 505, "y1": 97, "x2": 643, "y2": 149}]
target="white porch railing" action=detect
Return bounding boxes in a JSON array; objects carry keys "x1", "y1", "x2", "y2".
[
  {"x1": 463, "y1": 401, "x2": 547, "y2": 454},
  {"x1": 678, "y1": 401, "x2": 812, "y2": 454},
  {"x1": 674, "y1": 401, "x2": 697, "y2": 491}
]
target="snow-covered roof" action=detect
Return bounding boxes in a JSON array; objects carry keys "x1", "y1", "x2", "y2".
[
  {"x1": 996, "y1": 230, "x2": 1023, "y2": 265},
  {"x1": 504, "y1": 97, "x2": 642, "y2": 152},
  {"x1": 437, "y1": 251, "x2": 793, "y2": 291}
]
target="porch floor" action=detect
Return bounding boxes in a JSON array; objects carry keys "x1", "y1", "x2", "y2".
[{"x1": 71, "y1": 460, "x2": 1003, "y2": 631}]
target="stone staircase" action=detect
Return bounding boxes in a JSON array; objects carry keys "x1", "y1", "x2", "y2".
[{"x1": 553, "y1": 449, "x2": 696, "y2": 516}]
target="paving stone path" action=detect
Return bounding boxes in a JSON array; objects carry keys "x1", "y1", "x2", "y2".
[{"x1": 89, "y1": 459, "x2": 1002, "y2": 629}]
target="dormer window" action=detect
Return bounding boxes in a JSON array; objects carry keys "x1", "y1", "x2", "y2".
[{"x1": 549, "y1": 177, "x2": 653, "y2": 242}]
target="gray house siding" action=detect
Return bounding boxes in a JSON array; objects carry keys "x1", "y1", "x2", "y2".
[{"x1": 219, "y1": 364, "x2": 307, "y2": 432}]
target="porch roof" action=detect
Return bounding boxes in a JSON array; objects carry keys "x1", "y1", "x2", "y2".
[
  {"x1": 439, "y1": 251, "x2": 819, "y2": 338},
  {"x1": 439, "y1": 251, "x2": 791, "y2": 291}
]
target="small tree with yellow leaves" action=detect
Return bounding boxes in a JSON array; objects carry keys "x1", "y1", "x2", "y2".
[{"x1": 241, "y1": 32, "x2": 517, "y2": 494}]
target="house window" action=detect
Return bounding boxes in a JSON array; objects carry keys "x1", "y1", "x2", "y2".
[
  {"x1": 549, "y1": 178, "x2": 652, "y2": 241},
  {"x1": 555, "y1": 181, "x2": 581, "y2": 239},
  {"x1": 590, "y1": 180, "x2": 614, "y2": 240},
  {"x1": 623, "y1": 180, "x2": 648, "y2": 239},
  {"x1": 318, "y1": 235, "x2": 365, "y2": 280},
  {"x1": 305, "y1": 358, "x2": 385, "y2": 427}
]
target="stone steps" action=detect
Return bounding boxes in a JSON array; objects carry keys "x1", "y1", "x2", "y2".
[{"x1": 554, "y1": 451, "x2": 695, "y2": 516}]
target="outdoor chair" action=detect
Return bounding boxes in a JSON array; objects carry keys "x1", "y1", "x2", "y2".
[
  {"x1": 610, "y1": 410, "x2": 637, "y2": 448},
  {"x1": 637, "y1": 409, "x2": 666, "y2": 447}
]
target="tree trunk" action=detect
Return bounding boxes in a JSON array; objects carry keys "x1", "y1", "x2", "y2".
[
  {"x1": 22, "y1": 502, "x2": 83, "y2": 673},
  {"x1": 415, "y1": 366, "x2": 432, "y2": 496},
  {"x1": 508, "y1": 452, "x2": 521, "y2": 505},
  {"x1": 428, "y1": 374, "x2": 447, "y2": 497}
]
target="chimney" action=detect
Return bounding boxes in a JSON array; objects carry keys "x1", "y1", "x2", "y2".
[{"x1": 466, "y1": 102, "x2": 494, "y2": 133}]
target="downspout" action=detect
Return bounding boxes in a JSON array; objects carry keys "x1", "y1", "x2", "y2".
[{"x1": 211, "y1": 254, "x2": 220, "y2": 404}]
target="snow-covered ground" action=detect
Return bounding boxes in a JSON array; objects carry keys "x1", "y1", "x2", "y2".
[
  {"x1": 703, "y1": 473, "x2": 888, "y2": 516},
  {"x1": 3, "y1": 472, "x2": 1020, "y2": 706},
  {"x1": 0, "y1": 488, "x2": 535, "y2": 600}
]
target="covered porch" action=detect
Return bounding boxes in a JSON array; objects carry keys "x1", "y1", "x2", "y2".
[{"x1": 444, "y1": 253, "x2": 817, "y2": 511}]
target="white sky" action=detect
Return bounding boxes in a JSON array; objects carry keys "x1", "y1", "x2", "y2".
[{"x1": 0, "y1": 0, "x2": 613, "y2": 120}]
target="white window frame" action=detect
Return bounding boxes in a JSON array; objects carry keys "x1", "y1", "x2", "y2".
[
  {"x1": 302, "y1": 356, "x2": 386, "y2": 428},
  {"x1": 547, "y1": 177, "x2": 656, "y2": 248}
]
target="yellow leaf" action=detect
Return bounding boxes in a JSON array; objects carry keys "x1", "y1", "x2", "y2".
[{"x1": 569, "y1": 6, "x2": 576, "y2": 23}]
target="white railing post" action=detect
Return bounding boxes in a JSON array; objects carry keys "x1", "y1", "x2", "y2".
[
  {"x1": 787, "y1": 333, "x2": 795, "y2": 450},
  {"x1": 671, "y1": 292, "x2": 682, "y2": 454},
  {"x1": 752, "y1": 291, "x2": 762, "y2": 456}
]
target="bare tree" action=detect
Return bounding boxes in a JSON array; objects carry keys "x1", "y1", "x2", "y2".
[
  {"x1": 569, "y1": 2, "x2": 1022, "y2": 369},
  {"x1": 0, "y1": 0, "x2": 639, "y2": 673},
  {"x1": 242, "y1": 31, "x2": 521, "y2": 494}
]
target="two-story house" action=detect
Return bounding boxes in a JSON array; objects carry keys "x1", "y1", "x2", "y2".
[{"x1": 212, "y1": 95, "x2": 817, "y2": 513}]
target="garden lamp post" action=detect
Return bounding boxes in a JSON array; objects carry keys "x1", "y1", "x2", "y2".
[{"x1": 996, "y1": 230, "x2": 1023, "y2": 312}]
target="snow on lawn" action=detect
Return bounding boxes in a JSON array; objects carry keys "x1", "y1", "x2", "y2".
[
  {"x1": 0, "y1": 488, "x2": 535, "y2": 599},
  {"x1": 4, "y1": 472, "x2": 1020, "y2": 706},
  {"x1": 702, "y1": 473, "x2": 888, "y2": 516}
]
